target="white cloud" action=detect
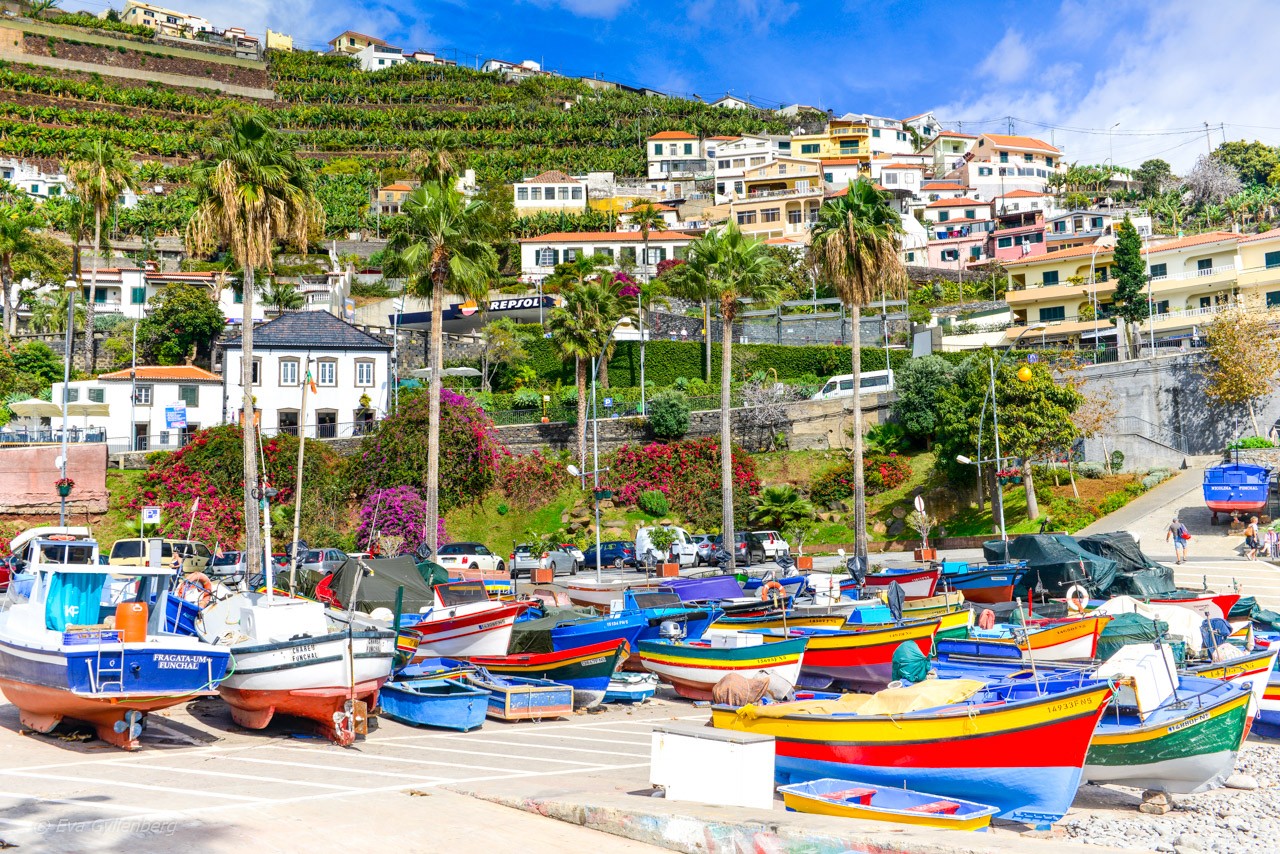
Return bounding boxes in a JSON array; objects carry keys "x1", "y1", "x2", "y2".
[
  {"x1": 937, "y1": 0, "x2": 1280, "y2": 171},
  {"x1": 977, "y1": 29, "x2": 1031, "y2": 83},
  {"x1": 525, "y1": 0, "x2": 633, "y2": 19},
  {"x1": 687, "y1": 0, "x2": 798, "y2": 33}
]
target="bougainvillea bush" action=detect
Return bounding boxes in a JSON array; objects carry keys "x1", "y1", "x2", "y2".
[
  {"x1": 358, "y1": 388, "x2": 502, "y2": 513},
  {"x1": 131, "y1": 425, "x2": 346, "y2": 547},
  {"x1": 809, "y1": 453, "x2": 913, "y2": 507},
  {"x1": 354, "y1": 486, "x2": 450, "y2": 554},
  {"x1": 606, "y1": 437, "x2": 760, "y2": 530},
  {"x1": 498, "y1": 450, "x2": 568, "y2": 509}
]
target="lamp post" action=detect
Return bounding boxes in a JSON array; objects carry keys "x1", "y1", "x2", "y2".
[
  {"x1": 129, "y1": 318, "x2": 138, "y2": 451},
  {"x1": 567, "y1": 463, "x2": 610, "y2": 582},
  {"x1": 58, "y1": 278, "x2": 75, "y2": 526}
]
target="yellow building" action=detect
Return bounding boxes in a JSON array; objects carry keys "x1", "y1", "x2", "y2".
[
  {"x1": 703, "y1": 157, "x2": 824, "y2": 242},
  {"x1": 266, "y1": 29, "x2": 293, "y2": 52},
  {"x1": 328, "y1": 31, "x2": 388, "y2": 55},
  {"x1": 791, "y1": 118, "x2": 872, "y2": 161}
]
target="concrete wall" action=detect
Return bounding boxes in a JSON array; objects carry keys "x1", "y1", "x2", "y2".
[{"x1": 0, "y1": 444, "x2": 108, "y2": 513}]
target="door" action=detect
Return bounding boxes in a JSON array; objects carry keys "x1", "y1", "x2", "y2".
[
  {"x1": 134, "y1": 423, "x2": 149, "y2": 451},
  {"x1": 316, "y1": 410, "x2": 337, "y2": 439},
  {"x1": 277, "y1": 410, "x2": 299, "y2": 436}
]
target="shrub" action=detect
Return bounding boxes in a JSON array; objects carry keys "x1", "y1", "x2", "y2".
[
  {"x1": 354, "y1": 486, "x2": 449, "y2": 554},
  {"x1": 606, "y1": 438, "x2": 760, "y2": 530},
  {"x1": 1109, "y1": 450, "x2": 1125, "y2": 472},
  {"x1": 647, "y1": 390, "x2": 690, "y2": 439},
  {"x1": 1043, "y1": 495, "x2": 1101, "y2": 531},
  {"x1": 638, "y1": 489, "x2": 670, "y2": 517},
  {"x1": 498, "y1": 451, "x2": 567, "y2": 509},
  {"x1": 349, "y1": 280, "x2": 393, "y2": 298},
  {"x1": 1228, "y1": 436, "x2": 1275, "y2": 450},
  {"x1": 558, "y1": 386, "x2": 578, "y2": 407},
  {"x1": 1098, "y1": 480, "x2": 1146, "y2": 516},
  {"x1": 810, "y1": 453, "x2": 913, "y2": 507},
  {"x1": 1075, "y1": 462, "x2": 1106, "y2": 479},
  {"x1": 512, "y1": 387, "x2": 542, "y2": 409}
]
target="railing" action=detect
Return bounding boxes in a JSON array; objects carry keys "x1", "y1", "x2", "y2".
[
  {"x1": 1149, "y1": 264, "x2": 1237, "y2": 282},
  {"x1": 1112, "y1": 415, "x2": 1190, "y2": 454},
  {"x1": 746, "y1": 186, "x2": 822, "y2": 200}
]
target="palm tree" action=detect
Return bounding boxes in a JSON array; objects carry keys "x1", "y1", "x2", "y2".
[
  {"x1": 750, "y1": 485, "x2": 814, "y2": 530},
  {"x1": 0, "y1": 204, "x2": 46, "y2": 336},
  {"x1": 384, "y1": 181, "x2": 497, "y2": 555},
  {"x1": 262, "y1": 279, "x2": 305, "y2": 313},
  {"x1": 407, "y1": 131, "x2": 459, "y2": 184},
  {"x1": 548, "y1": 280, "x2": 625, "y2": 470},
  {"x1": 682, "y1": 223, "x2": 783, "y2": 546},
  {"x1": 28, "y1": 289, "x2": 83, "y2": 333},
  {"x1": 627, "y1": 202, "x2": 666, "y2": 284},
  {"x1": 809, "y1": 180, "x2": 907, "y2": 569},
  {"x1": 186, "y1": 110, "x2": 324, "y2": 577},
  {"x1": 66, "y1": 138, "x2": 137, "y2": 371}
]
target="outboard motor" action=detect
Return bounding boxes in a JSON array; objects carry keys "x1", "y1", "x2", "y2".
[
  {"x1": 775, "y1": 553, "x2": 796, "y2": 574},
  {"x1": 658, "y1": 619, "x2": 686, "y2": 641}
]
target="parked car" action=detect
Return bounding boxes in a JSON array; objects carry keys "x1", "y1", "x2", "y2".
[
  {"x1": 510, "y1": 544, "x2": 578, "y2": 578},
  {"x1": 714, "y1": 532, "x2": 767, "y2": 566},
  {"x1": 435, "y1": 542, "x2": 505, "y2": 574},
  {"x1": 752, "y1": 530, "x2": 791, "y2": 561},
  {"x1": 207, "y1": 550, "x2": 243, "y2": 579},
  {"x1": 636, "y1": 525, "x2": 698, "y2": 567},
  {"x1": 299, "y1": 548, "x2": 347, "y2": 577},
  {"x1": 690, "y1": 534, "x2": 716, "y2": 567},
  {"x1": 810, "y1": 369, "x2": 894, "y2": 400},
  {"x1": 560, "y1": 543, "x2": 585, "y2": 567},
  {"x1": 581, "y1": 540, "x2": 637, "y2": 570},
  {"x1": 109, "y1": 538, "x2": 212, "y2": 573}
]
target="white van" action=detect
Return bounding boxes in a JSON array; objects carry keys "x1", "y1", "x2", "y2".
[
  {"x1": 811, "y1": 369, "x2": 895, "y2": 401},
  {"x1": 635, "y1": 525, "x2": 698, "y2": 567}
]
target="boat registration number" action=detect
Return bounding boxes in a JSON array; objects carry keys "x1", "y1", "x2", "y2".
[
  {"x1": 368, "y1": 639, "x2": 388, "y2": 654},
  {"x1": 1167, "y1": 711, "x2": 1210, "y2": 734},
  {"x1": 292, "y1": 644, "x2": 319, "y2": 662}
]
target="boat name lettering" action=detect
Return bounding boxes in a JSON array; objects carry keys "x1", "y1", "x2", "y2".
[
  {"x1": 582, "y1": 656, "x2": 607, "y2": 666},
  {"x1": 154, "y1": 654, "x2": 208, "y2": 670},
  {"x1": 1167, "y1": 711, "x2": 1210, "y2": 734},
  {"x1": 1046, "y1": 697, "x2": 1089, "y2": 713},
  {"x1": 292, "y1": 644, "x2": 318, "y2": 662}
]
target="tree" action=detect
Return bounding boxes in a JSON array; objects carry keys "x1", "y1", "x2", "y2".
[
  {"x1": 681, "y1": 223, "x2": 783, "y2": 549},
  {"x1": 750, "y1": 485, "x2": 814, "y2": 530},
  {"x1": 1213, "y1": 140, "x2": 1280, "y2": 187},
  {"x1": 647, "y1": 389, "x2": 690, "y2": 439},
  {"x1": 1071, "y1": 381, "x2": 1119, "y2": 475},
  {"x1": 808, "y1": 179, "x2": 907, "y2": 565},
  {"x1": 1109, "y1": 214, "x2": 1149, "y2": 350},
  {"x1": 1134, "y1": 159, "x2": 1174, "y2": 198},
  {"x1": 1184, "y1": 155, "x2": 1242, "y2": 205},
  {"x1": 407, "y1": 132, "x2": 459, "y2": 183},
  {"x1": 137, "y1": 283, "x2": 225, "y2": 365},
  {"x1": 383, "y1": 181, "x2": 497, "y2": 555},
  {"x1": 66, "y1": 138, "x2": 137, "y2": 371},
  {"x1": 0, "y1": 204, "x2": 46, "y2": 336},
  {"x1": 548, "y1": 280, "x2": 624, "y2": 468},
  {"x1": 27, "y1": 289, "x2": 84, "y2": 334},
  {"x1": 262, "y1": 279, "x2": 305, "y2": 313},
  {"x1": 627, "y1": 202, "x2": 666, "y2": 284},
  {"x1": 186, "y1": 110, "x2": 324, "y2": 581},
  {"x1": 891, "y1": 354, "x2": 955, "y2": 443},
  {"x1": 479, "y1": 316, "x2": 527, "y2": 392},
  {"x1": 1201, "y1": 299, "x2": 1280, "y2": 435}
]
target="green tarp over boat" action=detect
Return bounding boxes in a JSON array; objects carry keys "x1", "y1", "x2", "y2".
[
  {"x1": 509, "y1": 606, "x2": 601, "y2": 654},
  {"x1": 983, "y1": 534, "x2": 1117, "y2": 599},
  {"x1": 1096, "y1": 612, "x2": 1175, "y2": 663},
  {"x1": 1076, "y1": 532, "x2": 1178, "y2": 597},
  {"x1": 328, "y1": 556, "x2": 449, "y2": 614}
]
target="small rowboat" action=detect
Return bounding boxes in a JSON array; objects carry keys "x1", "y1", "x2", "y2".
[
  {"x1": 938, "y1": 564, "x2": 1027, "y2": 605},
  {"x1": 465, "y1": 639, "x2": 627, "y2": 710},
  {"x1": 636, "y1": 635, "x2": 808, "y2": 701},
  {"x1": 378, "y1": 677, "x2": 488, "y2": 732},
  {"x1": 604, "y1": 672, "x2": 658, "y2": 704},
  {"x1": 958, "y1": 615, "x2": 1110, "y2": 662},
  {"x1": 709, "y1": 612, "x2": 847, "y2": 633},
  {"x1": 848, "y1": 567, "x2": 940, "y2": 599},
  {"x1": 758, "y1": 618, "x2": 941, "y2": 692},
  {"x1": 777, "y1": 778, "x2": 999, "y2": 831},
  {"x1": 463, "y1": 671, "x2": 574, "y2": 721},
  {"x1": 560, "y1": 578, "x2": 663, "y2": 611},
  {"x1": 1184, "y1": 647, "x2": 1277, "y2": 731},
  {"x1": 902, "y1": 591, "x2": 965, "y2": 618}
]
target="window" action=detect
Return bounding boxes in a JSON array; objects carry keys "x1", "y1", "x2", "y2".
[
  {"x1": 64, "y1": 387, "x2": 79, "y2": 403},
  {"x1": 131, "y1": 286, "x2": 146, "y2": 305},
  {"x1": 1266, "y1": 251, "x2": 1280, "y2": 269},
  {"x1": 1038, "y1": 306, "x2": 1066, "y2": 322},
  {"x1": 317, "y1": 360, "x2": 336, "y2": 387},
  {"x1": 557, "y1": 187, "x2": 569, "y2": 200},
  {"x1": 719, "y1": 160, "x2": 730, "y2": 169},
  {"x1": 970, "y1": 246, "x2": 983, "y2": 260},
  {"x1": 872, "y1": 128, "x2": 881, "y2": 137},
  {"x1": 280, "y1": 359, "x2": 298, "y2": 386},
  {"x1": 1149, "y1": 263, "x2": 1167, "y2": 279},
  {"x1": 999, "y1": 152, "x2": 1009, "y2": 163},
  {"x1": 997, "y1": 236, "x2": 1013, "y2": 249},
  {"x1": 673, "y1": 246, "x2": 688, "y2": 260},
  {"x1": 732, "y1": 158, "x2": 746, "y2": 168},
  {"x1": 800, "y1": 144, "x2": 820, "y2": 155},
  {"x1": 938, "y1": 211, "x2": 949, "y2": 222},
  {"x1": 571, "y1": 187, "x2": 582, "y2": 200},
  {"x1": 530, "y1": 187, "x2": 542, "y2": 201},
  {"x1": 88, "y1": 388, "x2": 104, "y2": 403},
  {"x1": 537, "y1": 248, "x2": 558, "y2": 266},
  {"x1": 823, "y1": 172, "x2": 833, "y2": 183},
  {"x1": 516, "y1": 187, "x2": 529, "y2": 200},
  {"x1": 1024, "y1": 153, "x2": 1034, "y2": 162},
  {"x1": 762, "y1": 208, "x2": 780, "y2": 223},
  {"x1": 683, "y1": 143, "x2": 693, "y2": 155},
  {"x1": 356, "y1": 360, "x2": 375, "y2": 387},
  {"x1": 620, "y1": 247, "x2": 636, "y2": 263},
  {"x1": 941, "y1": 249, "x2": 959, "y2": 261},
  {"x1": 882, "y1": 172, "x2": 898, "y2": 185},
  {"x1": 653, "y1": 143, "x2": 663, "y2": 155},
  {"x1": 736, "y1": 211, "x2": 757, "y2": 225},
  {"x1": 1268, "y1": 291, "x2": 1280, "y2": 308},
  {"x1": 839, "y1": 140, "x2": 858, "y2": 151},
  {"x1": 234, "y1": 290, "x2": 243, "y2": 304},
  {"x1": 49, "y1": 186, "x2": 60, "y2": 197},
  {"x1": 1042, "y1": 271, "x2": 1059, "y2": 286},
  {"x1": 777, "y1": 164, "x2": 787, "y2": 175},
  {"x1": 134, "y1": 385, "x2": 152, "y2": 405},
  {"x1": 964, "y1": 209, "x2": 976, "y2": 219},
  {"x1": 645, "y1": 247, "x2": 666, "y2": 264},
  {"x1": 787, "y1": 209, "x2": 803, "y2": 224},
  {"x1": 179, "y1": 385, "x2": 198, "y2": 407},
  {"x1": 596, "y1": 248, "x2": 613, "y2": 261},
  {"x1": 978, "y1": 167, "x2": 993, "y2": 176},
  {"x1": 1091, "y1": 217, "x2": 1104, "y2": 229},
  {"x1": 1154, "y1": 300, "x2": 1170, "y2": 315},
  {"x1": 1197, "y1": 258, "x2": 1213, "y2": 274},
  {"x1": 906, "y1": 251, "x2": 916, "y2": 262},
  {"x1": 734, "y1": 181, "x2": 744, "y2": 194},
  {"x1": 1046, "y1": 157, "x2": 1055, "y2": 167}
]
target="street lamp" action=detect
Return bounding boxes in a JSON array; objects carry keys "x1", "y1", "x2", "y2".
[
  {"x1": 58, "y1": 278, "x2": 76, "y2": 526},
  {"x1": 567, "y1": 463, "x2": 611, "y2": 582}
]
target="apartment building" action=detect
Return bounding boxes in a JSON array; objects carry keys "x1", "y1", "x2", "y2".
[
  {"x1": 119, "y1": 2, "x2": 212, "y2": 37},
  {"x1": 513, "y1": 171, "x2": 587, "y2": 216},
  {"x1": 517, "y1": 230, "x2": 694, "y2": 283},
  {"x1": 951, "y1": 134, "x2": 1064, "y2": 197}
]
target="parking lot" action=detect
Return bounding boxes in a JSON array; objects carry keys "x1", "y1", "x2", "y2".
[{"x1": 0, "y1": 694, "x2": 701, "y2": 853}]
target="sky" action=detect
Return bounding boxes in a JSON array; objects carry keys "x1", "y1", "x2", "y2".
[{"x1": 114, "y1": 0, "x2": 1280, "y2": 171}]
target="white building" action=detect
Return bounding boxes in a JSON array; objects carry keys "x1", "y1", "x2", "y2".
[
  {"x1": 646, "y1": 131, "x2": 707, "y2": 181},
  {"x1": 53, "y1": 365, "x2": 224, "y2": 452},
  {"x1": 221, "y1": 312, "x2": 392, "y2": 439},
  {"x1": 949, "y1": 134, "x2": 1065, "y2": 198},
  {"x1": 354, "y1": 42, "x2": 407, "y2": 71},
  {"x1": 710, "y1": 135, "x2": 786, "y2": 202},
  {"x1": 0, "y1": 158, "x2": 142, "y2": 207},
  {"x1": 518, "y1": 230, "x2": 694, "y2": 283},
  {"x1": 902, "y1": 112, "x2": 943, "y2": 144},
  {"x1": 118, "y1": 1, "x2": 213, "y2": 37},
  {"x1": 619, "y1": 203, "x2": 679, "y2": 229},
  {"x1": 868, "y1": 162, "x2": 924, "y2": 197},
  {"x1": 710, "y1": 95, "x2": 751, "y2": 110},
  {"x1": 513, "y1": 170, "x2": 587, "y2": 216},
  {"x1": 482, "y1": 59, "x2": 552, "y2": 81}
]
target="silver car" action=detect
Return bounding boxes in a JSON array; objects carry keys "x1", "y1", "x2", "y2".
[
  {"x1": 300, "y1": 548, "x2": 347, "y2": 577},
  {"x1": 510, "y1": 544, "x2": 579, "y2": 578},
  {"x1": 691, "y1": 534, "x2": 716, "y2": 567}
]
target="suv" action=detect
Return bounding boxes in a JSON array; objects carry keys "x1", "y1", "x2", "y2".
[
  {"x1": 752, "y1": 531, "x2": 791, "y2": 561},
  {"x1": 714, "y1": 532, "x2": 767, "y2": 567},
  {"x1": 109, "y1": 539, "x2": 211, "y2": 573},
  {"x1": 510, "y1": 544, "x2": 579, "y2": 578},
  {"x1": 435, "y1": 542, "x2": 505, "y2": 574},
  {"x1": 690, "y1": 534, "x2": 716, "y2": 567}
]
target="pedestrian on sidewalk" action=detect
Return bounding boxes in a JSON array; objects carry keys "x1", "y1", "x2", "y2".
[
  {"x1": 1166, "y1": 515, "x2": 1190, "y2": 564},
  {"x1": 1244, "y1": 516, "x2": 1261, "y2": 561}
]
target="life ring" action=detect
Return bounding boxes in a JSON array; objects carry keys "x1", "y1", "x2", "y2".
[
  {"x1": 760, "y1": 580, "x2": 785, "y2": 601},
  {"x1": 1065, "y1": 583, "x2": 1089, "y2": 615},
  {"x1": 180, "y1": 572, "x2": 215, "y2": 608}
]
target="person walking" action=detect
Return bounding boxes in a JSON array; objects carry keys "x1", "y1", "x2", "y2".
[
  {"x1": 1245, "y1": 516, "x2": 1262, "y2": 561},
  {"x1": 1166, "y1": 516, "x2": 1190, "y2": 564}
]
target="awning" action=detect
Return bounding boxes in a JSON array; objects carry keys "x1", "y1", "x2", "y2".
[
  {"x1": 8, "y1": 399, "x2": 63, "y2": 418},
  {"x1": 68, "y1": 402, "x2": 110, "y2": 417}
]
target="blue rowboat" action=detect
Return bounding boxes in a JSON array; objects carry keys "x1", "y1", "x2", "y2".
[
  {"x1": 604, "y1": 672, "x2": 658, "y2": 704},
  {"x1": 741, "y1": 575, "x2": 807, "y2": 595},
  {"x1": 464, "y1": 670, "x2": 574, "y2": 721},
  {"x1": 937, "y1": 564, "x2": 1028, "y2": 605},
  {"x1": 379, "y1": 677, "x2": 488, "y2": 731},
  {"x1": 509, "y1": 607, "x2": 646, "y2": 655},
  {"x1": 623, "y1": 590, "x2": 721, "y2": 643}
]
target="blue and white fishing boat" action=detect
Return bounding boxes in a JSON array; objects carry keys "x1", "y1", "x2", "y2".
[
  {"x1": 0, "y1": 528, "x2": 231, "y2": 750},
  {"x1": 623, "y1": 589, "x2": 721, "y2": 643}
]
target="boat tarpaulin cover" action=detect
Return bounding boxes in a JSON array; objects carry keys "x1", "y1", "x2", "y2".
[
  {"x1": 508, "y1": 606, "x2": 599, "y2": 654},
  {"x1": 1097, "y1": 612, "x2": 1169, "y2": 663},
  {"x1": 734, "y1": 678, "x2": 986, "y2": 719},
  {"x1": 983, "y1": 535, "x2": 1117, "y2": 598},
  {"x1": 1076, "y1": 532, "x2": 1177, "y2": 596},
  {"x1": 891, "y1": 640, "x2": 931, "y2": 683},
  {"x1": 329, "y1": 556, "x2": 443, "y2": 614}
]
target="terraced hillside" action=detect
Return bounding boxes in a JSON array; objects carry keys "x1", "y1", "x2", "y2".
[{"x1": 0, "y1": 30, "x2": 803, "y2": 238}]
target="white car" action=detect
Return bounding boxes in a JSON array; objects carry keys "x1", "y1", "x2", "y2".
[
  {"x1": 636, "y1": 525, "x2": 698, "y2": 567},
  {"x1": 434, "y1": 542, "x2": 505, "y2": 574},
  {"x1": 752, "y1": 531, "x2": 791, "y2": 561}
]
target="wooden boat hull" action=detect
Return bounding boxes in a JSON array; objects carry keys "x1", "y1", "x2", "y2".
[
  {"x1": 714, "y1": 681, "x2": 1113, "y2": 825},
  {"x1": 560, "y1": 579, "x2": 662, "y2": 611},
  {"x1": 939, "y1": 567, "x2": 1027, "y2": 604},
  {"x1": 762, "y1": 619, "x2": 940, "y2": 692},
  {"x1": 604, "y1": 673, "x2": 658, "y2": 704},
  {"x1": 1083, "y1": 687, "x2": 1251, "y2": 793},
  {"x1": 709, "y1": 613, "x2": 847, "y2": 633},
  {"x1": 1147, "y1": 593, "x2": 1240, "y2": 622},
  {"x1": 636, "y1": 637, "x2": 807, "y2": 701},
  {"x1": 902, "y1": 591, "x2": 965, "y2": 619},
  {"x1": 466, "y1": 674, "x2": 574, "y2": 721},
  {"x1": 465, "y1": 639, "x2": 627, "y2": 710},
  {"x1": 221, "y1": 678, "x2": 385, "y2": 745},
  {"x1": 378, "y1": 677, "x2": 488, "y2": 731},
  {"x1": 1185, "y1": 647, "x2": 1277, "y2": 729},
  {"x1": 850, "y1": 568, "x2": 940, "y2": 599},
  {"x1": 966, "y1": 616, "x2": 1109, "y2": 662},
  {"x1": 408, "y1": 603, "x2": 522, "y2": 659},
  {"x1": 777, "y1": 777, "x2": 999, "y2": 831},
  {"x1": 935, "y1": 609, "x2": 973, "y2": 640}
]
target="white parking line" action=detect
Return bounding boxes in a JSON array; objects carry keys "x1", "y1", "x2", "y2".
[
  {"x1": 204, "y1": 753, "x2": 452, "y2": 782},
  {"x1": 509, "y1": 731, "x2": 651, "y2": 746},
  {"x1": 364, "y1": 740, "x2": 618, "y2": 766},
  {"x1": 401, "y1": 735, "x2": 648, "y2": 758},
  {"x1": 0, "y1": 769, "x2": 261, "y2": 801},
  {"x1": 96, "y1": 760, "x2": 362, "y2": 791}
]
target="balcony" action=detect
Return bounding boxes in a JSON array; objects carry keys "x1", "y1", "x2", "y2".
[
  {"x1": 1149, "y1": 263, "x2": 1237, "y2": 284},
  {"x1": 745, "y1": 186, "x2": 822, "y2": 200}
]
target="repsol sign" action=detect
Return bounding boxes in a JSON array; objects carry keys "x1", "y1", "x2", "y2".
[{"x1": 488, "y1": 297, "x2": 544, "y2": 311}]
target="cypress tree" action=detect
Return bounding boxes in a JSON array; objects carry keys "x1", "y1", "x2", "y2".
[{"x1": 1110, "y1": 214, "x2": 1149, "y2": 326}]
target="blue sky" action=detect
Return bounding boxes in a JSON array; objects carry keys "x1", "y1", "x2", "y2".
[{"x1": 184, "y1": 0, "x2": 1280, "y2": 171}]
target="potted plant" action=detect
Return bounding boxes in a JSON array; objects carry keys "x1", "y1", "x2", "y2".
[
  {"x1": 55, "y1": 477, "x2": 75, "y2": 497},
  {"x1": 909, "y1": 508, "x2": 937, "y2": 562},
  {"x1": 648, "y1": 527, "x2": 680, "y2": 577}
]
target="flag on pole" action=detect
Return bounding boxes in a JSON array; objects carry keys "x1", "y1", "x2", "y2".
[{"x1": 305, "y1": 369, "x2": 317, "y2": 394}]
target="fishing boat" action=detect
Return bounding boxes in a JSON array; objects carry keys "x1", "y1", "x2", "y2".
[
  {"x1": 464, "y1": 670, "x2": 574, "y2": 721},
  {"x1": 777, "y1": 778, "x2": 999, "y2": 831},
  {"x1": 937, "y1": 562, "x2": 1028, "y2": 605},
  {"x1": 636, "y1": 634, "x2": 808, "y2": 701},
  {"x1": 902, "y1": 590, "x2": 965, "y2": 618},
  {"x1": 1146, "y1": 592, "x2": 1241, "y2": 622},
  {"x1": 465, "y1": 639, "x2": 627, "y2": 709},
  {"x1": 0, "y1": 528, "x2": 232, "y2": 750},
  {"x1": 1185, "y1": 647, "x2": 1277, "y2": 730},
  {"x1": 406, "y1": 582, "x2": 524, "y2": 659},
  {"x1": 508, "y1": 606, "x2": 646, "y2": 655},
  {"x1": 604, "y1": 672, "x2": 658, "y2": 704},
  {"x1": 712, "y1": 678, "x2": 1114, "y2": 826},
  {"x1": 378, "y1": 676, "x2": 488, "y2": 731},
  {"x1": 1203, "y1": 460, "x2": 1272, "y2": 524},
  {"x1": 623, "y1": 590, "x2": 721, "y2": 643},
  {"x1": 560, "y1": 577, "x2": 663, "y2": 611},
  {"x1": 1257, "y1": 665, "x2": 1280, "y2": 738},
  {"x1": 956, "y1": 614, "x2": 1110, "y2": 662},
  {"x1": 757, "y1": 618, "x2": 941, "y2": 692},
  {"x1": 660, "y1": 575, "x2": 762, "y2": 614},
  {"x1": 709, "y1": 612, "x2": 849, "y2": 633},
  {"x1": 847, "y1": 567, "x2": 940, "y2": 600},
  {"x1": 739, "y1": 573, "x2": 807, "y2": 596}
]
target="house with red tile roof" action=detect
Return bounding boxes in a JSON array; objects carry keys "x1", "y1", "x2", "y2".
[
  {"x1": 647, "y1": 131, "x2": 708, "y2": 185},
  {"x1": 517, "y1": 230, "x2": 695, "y2": 282},
  {"x1": 513, "y1": 170, "x2": 587, "y2": 216},
  {"x1": 950, "y1": 133, "x2": 1065, "y2": 199}
]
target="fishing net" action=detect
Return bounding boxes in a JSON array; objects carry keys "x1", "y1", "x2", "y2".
[{"x1": 890, "y1": 640, "x2": 931, "y2": 684}]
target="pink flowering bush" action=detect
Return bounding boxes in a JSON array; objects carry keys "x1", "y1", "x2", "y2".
[
  {"x1": 809, "y1": 453, "x2": 912, "y2": 507},
  {"x1": 498, "y1": 451, "x2": 568, "y2": 509},
  {"x1": 606, "y1": 437, "x2": 760, "y2": 529},
  {"x1": 354, "y1": 486, "x2": 449, "y2": 554}
]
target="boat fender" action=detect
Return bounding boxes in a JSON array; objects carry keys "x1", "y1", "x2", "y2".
[
  {"x1": 1065, "y1": 584, "x2": 1089, "y2": 615},
  {"x1": 181, "y1": 572, "x2": 215, "y2": 609},
  {"x1": 760, "y1": 580, "x2": 785, "y2": 601}
]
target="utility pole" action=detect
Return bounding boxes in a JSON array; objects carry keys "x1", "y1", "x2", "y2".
[{"x1": 1204, "y1": 122, "x2": 1214, "y2": 157}]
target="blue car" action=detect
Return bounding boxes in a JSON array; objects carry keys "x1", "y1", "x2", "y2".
[{"x1": 581, "y1": 540, "x2": 637, "y2": 570}]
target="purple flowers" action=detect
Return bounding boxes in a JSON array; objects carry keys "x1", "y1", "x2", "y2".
[{"x1": 355, "y1": 486, "x2": 450, "y2": 555}]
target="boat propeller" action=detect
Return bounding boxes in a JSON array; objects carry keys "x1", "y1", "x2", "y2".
[{"x1": 113, "y1": 710, "x2": 145, "y2": 741}]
